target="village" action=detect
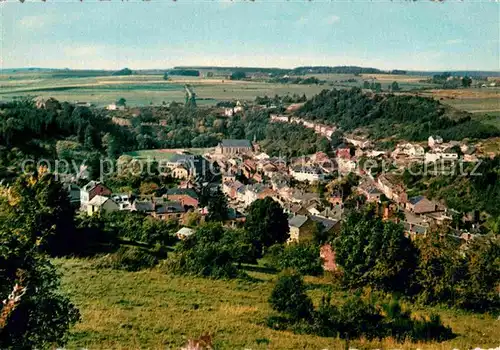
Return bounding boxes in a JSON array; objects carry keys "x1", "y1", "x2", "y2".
[{"x1": 72, "y1": 111, "x2": 485, "y2": 254}]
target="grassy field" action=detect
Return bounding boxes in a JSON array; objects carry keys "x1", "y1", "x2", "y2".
[
  {"x1": 1, "y1": 72, "x2": 498, "y2": 114},
  {"x1": 123, "y1": 148, "x2": 214, "y2": 160},
  {"x1": 56, "y1": 258, "x2": 500, "y2": 350},
  {"x1": 0, "y1": 73, "x2": 326, "y2": 107},
  {"x1": 419, "y1": 88, "x2": 500, "y2": 113}
]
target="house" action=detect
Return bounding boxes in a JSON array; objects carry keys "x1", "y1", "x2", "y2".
[
  {"x1": 80, "y1": 181, "x2": 112, "y2": 209},
  {"x1": 425, "y1": 152, "x2": 459, "y2": 163},
  {"x1": 310, "y1": 215, "x2": 340, "y2": 234},
  {"x1": 406, "y1": 196, "x2": 438, "y2": 214},
  {"x1": 87, "y1": 195, "x2": 119, "y2": 216},
  {"x1": 166, "y1": 188, "x2": 199, "y2": 209},
  {"x1": 344, "y1": 136, "x2": 372, "y2": 149},
  {"x1": 377, "y1": 175, "x2": 407, "y2": 204},
  {"x1": 107, "y1": 103, "x2": 125, "y2": 111},
  {"x1": 222, "y1": 180, "x2": 245, "y2": 201},
  {"x1": 176, "y1": 227, "x2": 195, "y2": 240},
  {"x1": 152, "y1": 201, "x2": 185, "y2": 221},
  {"x1": 215, "y1": 139, "x2": 252, "y2": 155},
  {"x1": 165, "y1": 154, "x2": 210, "y2": 181},
  {"x1": 112, "y1": 193, "x2": 133, "y2": 210},
  {"x1": 288, "y1": 215, "x2": 315, "y2": 243},
  {"x1": 392, "y1": 143, "x2": 425, "y2": 159},
  {"x1": 359, "y1": 186, "x2": 382, "y2": 203},
  {"x1": 290, "y1": 165, "x2": 324, "y2": 182},
  {"x1": 172, "y1": 165, "x2": 190, "y2": 180},
  {"x1": 428, "y1": 135, "x2": 444, "y2": 148}
]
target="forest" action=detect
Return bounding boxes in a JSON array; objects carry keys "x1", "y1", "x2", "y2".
[{"x1": 297, "y1": 88, "x2": 500, "y2": 141}]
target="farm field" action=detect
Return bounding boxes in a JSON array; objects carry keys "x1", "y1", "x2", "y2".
[
  {"x1": 0, "y1": 73, "x2": 326, "y2": 107},
  {"x1": 57, "y1": 258, "x2": 500, "y2": 350},
  {"x1": 420, "y1": 88, "x2": 500, "y2": 113},
  {"x1": 1, "y1": 72, "x2": 498, "y2": 114}
]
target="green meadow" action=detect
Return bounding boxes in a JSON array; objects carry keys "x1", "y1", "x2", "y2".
[{"x1": 57, "y1": 258, "x2": 500, "y2": 350}]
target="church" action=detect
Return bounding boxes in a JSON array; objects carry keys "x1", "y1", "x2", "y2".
[{"x1": 215, "y1": 139, "x2": 253, "y2": 155}]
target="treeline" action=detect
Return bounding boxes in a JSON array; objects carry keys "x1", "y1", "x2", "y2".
[
  {"x1": 334, "y1": 209, "x2": 500, "y2": 312},
  {"x1": 297, "y1": 88, "x2": 500, "y2": 141},
  {"x1": 269, "y1": 76, "x2": 324, "y2": 85},
  {"x1": 291, "y1": 66, "x2": 383, "y2": 75},
  {"x1": 168, "y1": 69, "x2": 200, "y2": 77}
]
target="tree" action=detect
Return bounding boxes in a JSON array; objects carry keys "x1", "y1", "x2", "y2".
[
  {"x1": 0, "y1": 171, "x2": 80, "y2": 348},
  {"x1": 461, "y1": 76, "x2": 472, "y2": 88},
  {"x1": 333, "y1": 209, "x2": 418, "y2": 293},
  {"x1": 163, "y1": 72, "x2": 169, "y2": 80},
  {"x1": 363, "y1": 81, "x2": 370, "y2": 89},
  {"x1": 116, "y1": 97, "x2": 126, "y2": 107},
  {"x1": 269, "y1": 271, "x2": 313, "y2": 321},
  {"x1": 230, "y1": 71, "x2": 246, "y2": 80},
  {"x1": 112, "y1": 68, "x2": 132, "y2": 76},
  {"x1": 244, "y1": 197, "x2": 289, "y2": 256},
  {"x1": 167, "y1": 223, "x2": 240, "y2": 279},
  {"x1": 266, "y1": 243, "x2": 323, "y2": 276},
  {"x1": 391, "y1": 81, "x2": 400, "y2": 91},
  {"x1": 206, "y1": 188, "x2": 229, "y2": 222}
]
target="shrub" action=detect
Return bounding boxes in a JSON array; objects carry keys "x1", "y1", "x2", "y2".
[
  {"x1": 266, "y1": 243, "x2": 323, "y2": 276},
  {"x1": 164, "y1": 223, "x2": 241, "y2": 279},
  {"x1": 95, "y1": 246, "x2": 159, "y2": 271},
  {"x1": 269, "y1": 271, "x2": 313, "y2": 321}
]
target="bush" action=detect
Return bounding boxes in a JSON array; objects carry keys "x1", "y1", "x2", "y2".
[
  {"x1": 265, "y1": 243, "x2": 323, "y2": 276},
  {"x1": 268, "y1": 271, "x2": 313, "y2": 321},
  {"x1": 95, "y1": 246, "x2": 159, "y2": 271},
  {"x1": 164, "y1": 223, "x2": 242, "y2": 279}
]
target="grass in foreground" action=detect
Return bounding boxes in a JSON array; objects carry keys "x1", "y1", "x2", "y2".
[{"x1": 56, "y1": 258, "x2": 499, "y2": 349}]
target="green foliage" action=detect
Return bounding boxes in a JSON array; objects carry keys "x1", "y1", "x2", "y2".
[
  {"x1": 165, "y1": 223, "x2": 242, "y2": 279},
  {"x1": 112, "y1": 68, "x2": 133, "y2": 76},
  {"x1": 94, "y1": 246, "x2": 159, "y2": 272},
  {"x1": 298, "y1": 88, "x2": 499, "y2": 141},
  {"x1": 230, "y1": 71, "x2": 247, "y2": 80},
  {"x1": 169, "y1": 69, "x2": 200, "y2": 77},
  {"x1": 0, "y1": 172, "x2": 80, "y2": 349},
  {"x1": 268, "y1": 271, "x2": 313, "y2": 321},
  {"x1": 268, "y1": 276, "x2": 453, "y2": 343},
  {"x1": 265, "y1": 243, "x2": 323, "y2": 276},
  {"x1": 244, "y1": 197, "x2": 289, "y2": 257},
  {"x1": 104, "y1": 211, "x2": 178, "y2": 246},
  {"x1": 415, "y1": 233, "x2": 500, "y2": 311},
  {"x1": 333, "y1": 209, "x2": 418, "y2": 294},
  {"x1": 206, "y1": 187, "x2": 229, "y2": 222}
]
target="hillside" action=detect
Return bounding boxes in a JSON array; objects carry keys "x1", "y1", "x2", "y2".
[
  {"x1": 57, "y1": 258, "x2": 500, "y2": 349},
  {"x1": 297, "y1": 88, "x2": 500, "y2": 141}
]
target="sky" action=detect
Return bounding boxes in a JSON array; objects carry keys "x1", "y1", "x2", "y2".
[{"x1": 1, "y1": 1, "x2": 499, "y2": 71}]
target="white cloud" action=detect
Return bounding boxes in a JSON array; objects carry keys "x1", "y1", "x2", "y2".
[
  {"x1": 325, "y1": 15, "x2": 340, "y2": 25},
  {"x1": 446, "y1": 39, "x2": 463, "y2": 45}
]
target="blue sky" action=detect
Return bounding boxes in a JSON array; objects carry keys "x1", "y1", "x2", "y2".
[{"x1": 1, "y1": 1, "x2": 499, "y2": 71}]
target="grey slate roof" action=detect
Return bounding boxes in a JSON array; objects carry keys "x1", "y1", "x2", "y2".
[
  {"x1": 221, "y1": 139, "x2": 252, "y2": 148},
  {"x1": 310, "y1": 215, "x2": 339, "y2": 232},
  {"x1": 408, "y1": 195, "x2": 426, "y2": 205},
  {"x1": 288, "y1": 215, "x2": 309, "y2": 228}
]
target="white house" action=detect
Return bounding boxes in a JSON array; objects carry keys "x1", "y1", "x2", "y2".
[
  {"x1": 428, "y1": 135, "x2": 444, "y2": 148},
  {"x1": 290, "y1": 166, "x2": 325, "y2": 182},
  {"x1": 425, "y1": 152, "x2": 459, "y2": 163},
  {"x1": 87, "y1": 195, "x2": 119, "y2": 216}
]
